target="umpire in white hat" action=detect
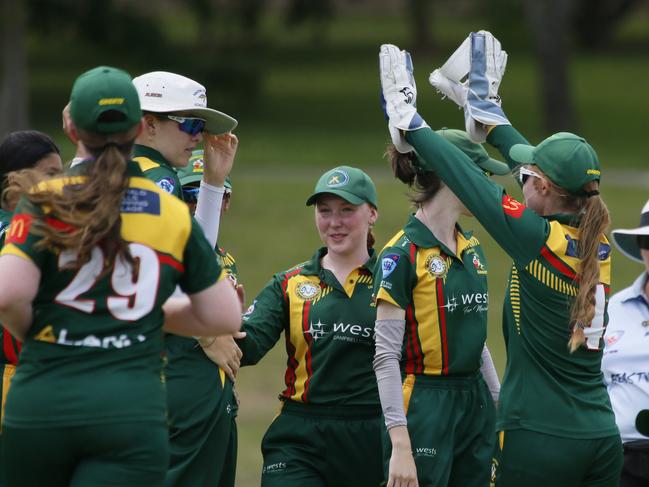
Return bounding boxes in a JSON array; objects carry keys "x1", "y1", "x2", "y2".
[{"x1": 601, "y1": 198, "x2": 649, "y2": 487}]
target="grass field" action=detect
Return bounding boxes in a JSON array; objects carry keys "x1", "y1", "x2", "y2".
[{"x1": 222, "y1": 170, "x2": 647, "y2": 486}]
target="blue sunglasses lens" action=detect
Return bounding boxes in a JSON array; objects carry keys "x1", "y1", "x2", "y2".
[
  {"x1": 182, "y1": 187, "x2": 200, "y2": 203},
  {"x1": 178, "y1": 118, "x2": 205, "y2": 136}
]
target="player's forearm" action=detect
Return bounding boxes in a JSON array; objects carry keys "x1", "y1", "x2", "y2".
[
  {"x1": 374, "y1": 318, "x2": 408, "y2": 430},
  {"x1": 486, "y1": 125, "x2": 530, "y2": 172}
]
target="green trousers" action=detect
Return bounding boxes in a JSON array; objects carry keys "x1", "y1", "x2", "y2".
[
  {"x1": 164, "y1": 337, "x2": 238, "y2": 487},
  {"x1": 491, "y1": 429, "x2": 623, "y2": 487},
  {"x1": 1, "y1": 422, "x2": 168, "y2": 487},
  {"x1": 383, "y1": 373, "x2": 496, "y2": 487},
  {"x1": 261, "y1": 401, "x2": 384, "y2": 487}
]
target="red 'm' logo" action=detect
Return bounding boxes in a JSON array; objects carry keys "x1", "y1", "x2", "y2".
[{"x1": 5, "y1": 214, "x2": 33, "y2": 245}]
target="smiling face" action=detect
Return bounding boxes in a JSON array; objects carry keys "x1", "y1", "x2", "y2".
[
  {"x1": 142, "y1": 113, "x2": 203, "y2": 168},
  {"x1": 314, "y1": 194, "x2": 377, "y2": 258}
]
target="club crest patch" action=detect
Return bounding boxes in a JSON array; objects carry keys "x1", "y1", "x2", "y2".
[
  {"x1": 326, "y1": 169, "x2": 349, "y2": 188},
  {"x1": 381, "y1": 253, "x2": 400, "y2": 279},
  {"x1": 425, "y1": 254, "x2": 448, "y2": 278},
  {"x1": 296, "y1": 281, "x2": 321, "y2": 301},
  {"x1": 156, "y1": 177, "x2": 175, "y2": 194}
]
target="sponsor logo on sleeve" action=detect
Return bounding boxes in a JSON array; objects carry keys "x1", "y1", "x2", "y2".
[
  {"x1": 156, "y1": 177, "x2": 175, "y2": 194},
  {"x1": 381, "y1": 253, "x2": 400, "y2": 278},
  {"x1": 501, "y1": 194, "x2": 525, "y2": 218},
  {"x1": 5, "y1": 214, "x2": 33, "y2": 245}
]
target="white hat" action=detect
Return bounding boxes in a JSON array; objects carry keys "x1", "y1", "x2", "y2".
[
  {"x1": 132, "y1": 71, "x2": 237, "y2": 135},
  {"x1": 611, "y1": 198, "x2": 649, "y2": 263}
]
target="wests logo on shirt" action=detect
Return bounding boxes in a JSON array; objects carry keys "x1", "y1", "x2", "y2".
[{"x1": 502, "y1": 194, "x2": 525, "y2": 218}]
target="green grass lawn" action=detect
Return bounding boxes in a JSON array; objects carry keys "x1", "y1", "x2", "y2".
[{"x1": 222, "y1": 170, "x2": 647, "y2": 486}]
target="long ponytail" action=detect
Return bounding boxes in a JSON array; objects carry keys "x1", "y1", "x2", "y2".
[
  {"x1": 9, "y1": 128, "x2": 138, "y2": 270},
  {"x1": 567, "y1": 181, "x2": 610, "y2": 352}
]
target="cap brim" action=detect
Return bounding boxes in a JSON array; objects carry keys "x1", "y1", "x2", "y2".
[
  {"x1": 509, "y1": 144, "x2": 535, "y2": 165},
  {"x1": 305, "y1": 190, "x2": 365, "y2": 206},
  {"x1": 180, "y1": 174, "x2": 202, "y2": 186},
  {"x1": 154, "y1": 106, "x2": 238, "y2": 134},
  {"x1": 636, "y1": 409, "x2": 649, "y2": 437},
  {"x1": 612, "y1": 227, "x2": 649, "y2": 263},
  {"x1": 479, "y1": 157, "x2": 510, "y2": 176}
]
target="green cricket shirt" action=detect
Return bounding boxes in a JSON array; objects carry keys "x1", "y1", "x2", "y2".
[
  {"x1": 0, "y1": 208, "x2": 21, "y2": 366},
  {"x1": 132, "y1": 144, "x2": 183, "y2": 199},
  {"x1": 374, "y1": 215, "x2": 489, "y2": 376},
  {"x1": 406, "y1": 127, "x2": 617, "y2": 439},
  {"x1": 239, "y1": 247, "x2": 379, "y2": 407},
  {"x1": 0, "y1": 161, "x2": 222, "y2": 428}
]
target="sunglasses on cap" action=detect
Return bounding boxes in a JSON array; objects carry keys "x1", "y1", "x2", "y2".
[
  {"x1": 518, "y1": 166, "x2": 542, "y2": 186},
  {"x1": 638, "y1": 235, "x2": 649, "y2": 250},
  {"x1": 182, "y1": 186, "x2": 200, "y2": 204},
  {"x1": 165, "y1": 115, "x2": 206, "y2": 136}
]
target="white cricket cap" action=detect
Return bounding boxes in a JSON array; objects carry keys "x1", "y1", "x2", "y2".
[{"x1": 133, "y1": 71, "x2": 237, "y2": 135}]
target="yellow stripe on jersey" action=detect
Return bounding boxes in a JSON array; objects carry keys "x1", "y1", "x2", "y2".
[
  {"x1": 545, "y1": 221, "x2": 611, "y2": 285},
  {"x1": 525, "y1": 259, "x2": 578, "y2": 296},
  {"x1": 121, "y1": 177, "x2": 191, "y2": 262},
  {"x1": 20, "y1": 174, "x2": 192, "y2": 263},
  {"x1": 509, "y1": 265, "x2": 521, "y2": 334},
  {"x1": 402, "y1": 374, "x2": 416, "y2": 414},
  {"x1": 342, "y1": 268, "x2": 368, "y2": 298},
  {"x1": 0, "y1": 243, "x2": 33, "y2": 261},
  {"x1": 413, "y1": 247, "x2": 443, "y2": 374},
  {"x1": 219, "y1": 368, "x2": 226, "y2": 387},
  {"x1": 1, "y1": 364, "x2": 16, "y2": 432},
  {"x1": 133, "y1": 156, "x2": 161, "y2": 172},
  {"x1": 286, "y1": 277, "x2": 311, "y2": 401}
]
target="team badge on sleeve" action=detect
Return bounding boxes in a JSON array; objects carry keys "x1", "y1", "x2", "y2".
[
  {"x1": 501, "y1": 194, "x2": 525, "y2": 218},
  {"x1": 381, "y1": 253, "x2": 400, "y2": 278},
  {"x1": 156, "y1": 177, "x2": 176, "y2": 194}
]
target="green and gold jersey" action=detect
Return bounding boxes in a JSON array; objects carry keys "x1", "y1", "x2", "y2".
[
  {"x1": 216, "y1": 244, "x2": 238, "y2": 285},
  {"x1": 132, "y1": 144, "x2": 183, "y2": 199},
  {"x1": 0, "y1": 161, "x2": 222, "y2": 428},
  {"x1": 0, "y1": 208, "x2": 22, "y2": 366},
  {"x1": 374, "y1": 215, "x2": 488, "y2": 376},
  {"x1": 406, "y1": 126, "x2": 617, "y2": 439},
  {"x1": 239, "y1": 248, "x2": 379, "y2": 407}
]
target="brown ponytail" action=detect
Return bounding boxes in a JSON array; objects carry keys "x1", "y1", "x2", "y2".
[
  {"x1": 9, "y1": 126, "x2": 139, "y2": 271},
  {"x1": 567, "y1": 182, "x2": 610, "y2": 352},
  {"x1": 385, "y1": 144, "x2": 442, "y2": 205}
]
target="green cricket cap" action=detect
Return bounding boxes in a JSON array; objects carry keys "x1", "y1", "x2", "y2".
[
  {"x1": 306, "y1": 166, "x2": 377, "y2": 208},
  {"x1": 70, "y1": 66, "x2": 142, "y2": 134},
  {"x1": 437, "y1": 128, "x2": 510, "y2": 176},
  {"x1": 509, "y1": 132, "x2": 601, "y2": 196},
  {"x1": 178, "y1": 150, "x2": 232, "y2": 192}
]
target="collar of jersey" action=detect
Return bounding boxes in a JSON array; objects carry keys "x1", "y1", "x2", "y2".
[
  {"x1": 132, "y1": 144, "x2": 173, "y2": 168},
  {"x1": 300, "y1": 246, "x2": 377, "y2": 276},
  {"x1": 403, "y1": 214, "x2": 472, "y2": 255},
  {"x1": 546, "y1": 213, "x2": 581, "y2": 227},
  {"x1": 618, "y1": 271, "x2": 649, "y2": 305},
  {"x1": 66, "y1": 159, "x2": 145, "y2": 178}
]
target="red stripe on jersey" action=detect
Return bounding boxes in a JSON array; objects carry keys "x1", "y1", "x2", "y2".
[
  {"x1": 404, "y1": 304, "x2": 414, "y2": 374},
  {"x1": 301, "y1": 300, "x2": 314, "y2": 402},
  {"x1": 157, "y1": 253, "x2": 184, "y2": 273},
  {"x1": 282, "y1": 330, "x2": 299, "y2": 399},
  {"x1": 45, "y1": 217, "x2": 76, "y2": 233},
  {"x1": 409, "y1": 243, "x2": 416, "y2": 264},
  {"x1": 406, "y1": 303, "x2": 424, "y2": 374},
  {"x1": 436, "y1": 278, "x2": 449, "y2": 375},
  {"x1": 540, "y1": 246, "x2": 577, "y2": 281},
  {"x1": 3, "y1": 329, "x2": 19, "y2": 365},
  {"x1": 281, "y1": 268, "x2": 302, "y2": 302}
]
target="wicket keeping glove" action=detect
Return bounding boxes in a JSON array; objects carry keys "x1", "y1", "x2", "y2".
[
  {"x1": 430, "y1": 31, "x2": 509, "y2": 142},
  {"x1": 379, "y1": 44, "x2": 429, "y2": 153}
]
